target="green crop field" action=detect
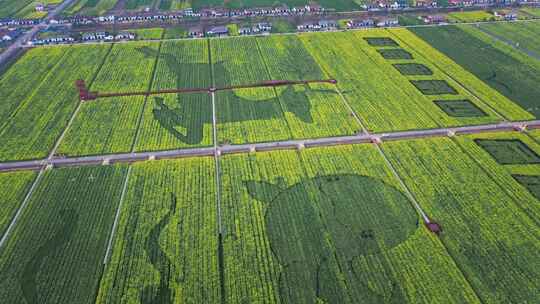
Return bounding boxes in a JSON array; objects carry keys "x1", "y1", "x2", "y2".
[
  {"x1": 0, "y1": 24, "x2": 539, "y2": 304},
  {"x1": 410, "y1": 25, "x2": 540, "y2": 118},
  {"x1": 0, "y1": 45, "x2": 111, "y2": 161},
  {"x1": 135, "y1": 39, "x2": 214, "y2": 151},
  {"x1": 58, "y1": 42, "x2": 159, "y2": 156},
  {"x1": 382, "y1": 138, "x2": 540, "y2": 303},
  {"x1": 220, "y1": 146, "x2": 479, "y2": 303},
  {"x1": 63, "y1": 0, "x2": 119, "y2": 16},
  {"x1": 0, "y1": 171, "x2": 36, "y2": 236},
  {"x1": 133, "y1": 28, "x2": 165, "y2": 40},
  {"x1": 0, "y1": 165, "x2": 128, "y2": 304},
  {"x1": 447, "y1": 11, "x2": 494, "y2": 22},
  {"x1": 476, "y1": 21, "x2": 540, "y2": 57},
  {"x1": 96, "y1": 158, "x2": 220, "y2": 303}
]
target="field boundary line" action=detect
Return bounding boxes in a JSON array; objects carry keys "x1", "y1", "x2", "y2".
[
  {"x1": 47, "y1": 43, "x2": 114, "y2": 158},
  {"x1": 0, "y1": 169, "x2": 45, "y2": 250},
  {"x1": 130, "y1": 40, "x2": 163, "y2": 152},
  {"x1": 208, "y1": 38, "x2": 227, "y2": 304},
  {"x1": 352, "y1": 34, "x2": 445, "y2": 129},
  {"x1": 307, "y1": 50, "x2": 371, "y2": 134},
  {"x1": 103, "y1": 165, "x2": 132, "y2": 265},
  {"x1": 387, "y1": 30, "x2": 508, "y2": 121},
  {"x1": 254, "y1": 37, "x2": 295, "y2": 140}
]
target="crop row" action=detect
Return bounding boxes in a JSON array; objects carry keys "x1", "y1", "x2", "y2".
[
  {"x1": 219, "y1": 146, "x2": 479, "y2": 303},
  {"x1": 96, "y1": 158, "x2": 220, "y2": 303},
  {"x1": 2, "y1": 135, "x2": 539, "y2": 303},
  {"x1": 58, "y1": 42, "x2": 160, "y2": 156},
  {"x1": 0, "y1": 165, "x2": 128, "y2": 303},
  {"x1": 0, "y1": 44, "x2": 112, "y2": 161},
  {"x1": 410, "y1": 24, "x2": 540, "y2": 119}
]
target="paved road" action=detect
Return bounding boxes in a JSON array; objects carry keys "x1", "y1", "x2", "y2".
[
  {"x1": 0, "y1": 120, "x2": 538, "y2": 172},
  {"x1": 0, "y1": 0, "x2": 77, "y2": 66}
]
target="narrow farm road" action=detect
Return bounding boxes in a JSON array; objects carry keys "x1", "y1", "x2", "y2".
[{"x1": 0, "y1": 120, "x2": 538, "y2": 172}]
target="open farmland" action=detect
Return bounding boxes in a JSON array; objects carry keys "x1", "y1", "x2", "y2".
[
  {"x1": 382, "y1": 138, "x2": 540, "y2": 303},
  {"x1": 96, "y1": 158, "x2": 220, "y2": 304},
  {"x1": 211, "y1": 37, "x2": 293, "y2": 144},
  {"x1": 0, "y1": 44, "x2": 111, "y2": 161},
  {"x1": 58, "y1": 42, "x2": 159, "y2": 156},
  {"x1": 219, "y1": 147, "x2": 479, "y2": 303},
  {"x1": 476, "y1": 21, "x2": 540, "y2": 57},
  {"x1": 410, "y1": 24, "x2": 540, "y2": 118},
  {"x1": 135, "y1": 39, "x2": 214, "y2": 151},
  {"x1": 0, "y1": 171, "x2": 36, "y2": 236},
  {"x1": 0, "y1": 165, "x2": 128, "y2": 304},
  {"x1": 0, "y1": 22, "x2": 539, "y2": 304}
]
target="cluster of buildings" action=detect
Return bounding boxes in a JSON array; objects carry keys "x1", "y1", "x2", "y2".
[
  {"x1": 297, "y1": 20, "x2": 338, "y2": 31},
  {"x1": 29, "y1": 30, "x2": 136, "y2": 46}
]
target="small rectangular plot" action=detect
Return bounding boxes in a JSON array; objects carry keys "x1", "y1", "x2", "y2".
[
  {"x1": 363, "y1": 37, "x2": 399, "y2": 47},
  {"x1": 512, "y1": 175, "x2": 540, "y2": 200},
  {"x1": 434, "y1": 100, "x2": 487, "y2": 117},
  {"x1": 393, "y1": 63, "x2": 433, "y2": 75},
  {"x1": 410, "y1": 80, "x2": 458, "y2": 95},
  {"x1": 474, "y1": 139, "x2": 540, "y2": 164},
  {"x1": 377, "y1": 48, "x2": 413, "y2": 60}
]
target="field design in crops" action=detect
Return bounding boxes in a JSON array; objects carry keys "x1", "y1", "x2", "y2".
[
  {"x1": 474, "y1": 139, "x2": 540, "y2": 164},
  {"x1": 434, "y1": 100, "x2": 487, "y2": 117},
  {"x1": 246, "y1": 174, "x2": 417, "y2": 302}
]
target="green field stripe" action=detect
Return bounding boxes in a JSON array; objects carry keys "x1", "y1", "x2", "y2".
[
  {"x1": 382, "y1": 137, "x2": 540, "y2": 303},
  {"x1": 0, "y1": 165, "x2": 128, "y2": 304},
  {"x1": 130, "y1": 41, "x2": 163, "y2": 153},
  {"x1": 386, "y1": 29, "x2": 508, "y2": 122},
  {"x1": 0, "y1": 48, "x2": 70, "y2": 135}
]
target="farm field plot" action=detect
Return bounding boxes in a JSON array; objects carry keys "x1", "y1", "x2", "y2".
[
  {"x1": 63, "y1": 0, "x2": 119, "y2": 16},
  {"x1": 447, "y1": 11, "x2": 494, "y2": 22},
  {"x1": 452, "y1": 131, "x2": 540, "y2": 223},
  {"x1": 476, "y1": 21, "x2": 540, "y2": 57},
  {"x1": 135, "y1": 39, "x2": 214, "y2": 152},
  {"x1": 0, "y1": 44, "x2": 111, "y2": 161},
  {"x1": 58, "y1": 42, "x2": 160, "y2": 156},
  {"x1": 256, "y1": 35, "x2": 361, "y2": 138},
  {"x1": 0, "y1": 165, "x2": 128, "y2": 304},
  {"x1": 388, "y1": 28, "x2": 533, "y2": 121},
  {"x1": 300, "y1": 30, "x2": 505, "y2": 133},
  {"x1": 382, "y1": 137, "x2": 540, "y2": 303},
  {"x1": 96, "y1": 158, "x2": 220, "y2": 304},
  {"x1": 219, "y1": 147, "x2": 480, "y2": 304},
  {"x1": 0, "y1": 0, "x2": 33, "y2": 18},
  {"x1": 410, "y1": 25, "x2": 540, "y2": 118},
  {"x1": 0, "y1": 171, "x2": 36, "y2": 236},
  {"x1": 211, "y1": 37, "x2": 292, "y2": 144},
  {"x1": 0, "y1": 47, "x2": 66, "y2": 131},
  {"x1": 132, "y1": 28, "x2": 164, "y2": 40}
]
